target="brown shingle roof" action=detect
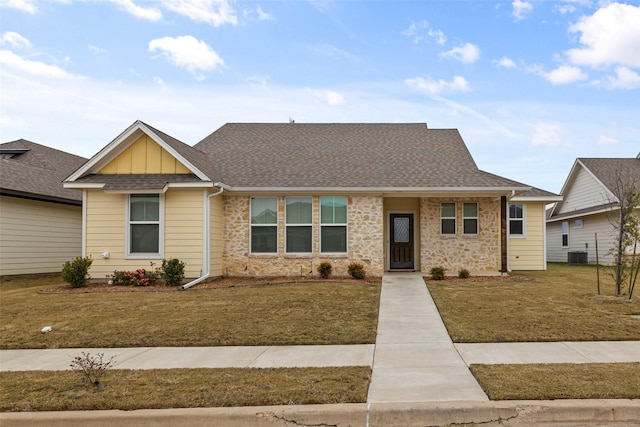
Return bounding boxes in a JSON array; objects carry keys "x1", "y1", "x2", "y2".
[
  {"x1": 0, "y1": 139, "x2": 86, "y2": 204},
  {"x1": 196, "y1": 123, "x2": 532, "y2": 190},
  {"x1": 74, "y1": 173, "x2": 203, "y2": 190},
  {"x1": 579, "y1": 158, "x2": 640, "y2": 197}
]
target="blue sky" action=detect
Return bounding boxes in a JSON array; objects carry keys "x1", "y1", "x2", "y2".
[{"x1": 1, "y1": 0, "x2": 639, "y2": 193}]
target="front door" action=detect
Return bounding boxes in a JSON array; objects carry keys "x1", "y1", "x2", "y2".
[{"x1": 390, "y1": 213, "x2": 414, "y2": 270}]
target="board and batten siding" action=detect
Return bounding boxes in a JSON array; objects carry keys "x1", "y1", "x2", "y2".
[
  {"x1": 508, "y1": 202, "x2": 546, "y2": 270},
  {"x1": 556, "y1": 165, "x2": 611, "y2": 215},
  {"x1": 85, "y1": 189, "x2": 205, "y2": 280},
  {"x1": 547, "y1": 213, "x2": 617, "y2": 265},
  {"x1": 98, "y1": 134, "x2": 190, "y2": 174},
  {"x1": 0, "y1": 196, "x2": 82, "y2": 275}
]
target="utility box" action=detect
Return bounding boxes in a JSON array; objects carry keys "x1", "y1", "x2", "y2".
[{"x1": 568, "y1": 251, "x2": 588, "y2": 265}]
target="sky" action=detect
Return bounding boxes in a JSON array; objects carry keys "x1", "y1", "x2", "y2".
[{"x1": 1, "y1": 0, "x2": 639, "y2": 194}]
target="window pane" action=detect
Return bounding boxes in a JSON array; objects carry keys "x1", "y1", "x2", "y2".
[
  {"x1": 286, "y1": 226, "x2": 312, "y2": 252},
  {"x1": 131, "y1": 224, "x2": 159, "y2": 253},
  {"x1": 394, "y1": 217, "x2": 410, "y2": 243},
  {"x1": 463, "y1": 218, "x2": 478, "y2": 234},
  {"x1": 321, "y1": 226, "x2": 346, "y2": 252},
  {"x1": 441, "y1": 203, "x2": 455, "y2": 218},
  {"x1": 130, "y1": 195, "x2": 159, "y2": 221},
  {"x1": 463, "y1": 203, "x2": 477, "y2": 217},
  {"x1": 251, "y1": 226, "x2": 277, "y2": 253},
  {"x1": 321, "y1": 196, "x2": 347, "y2": 224},
  {"x1": 251, "y1": 198, "x2": 277, "y2": 224},
  {"x1": 510, "y1": 220, "x2": 523, "y2": 235},
  {"x1": 509, "y1": 204, "x2": 523, "y2": 219},
  {"x1": 561, "y1": 221, "x2": 569, "y2": 234},
  {"x1": 562, "y1": 235, "x2": 569, "y2": 247},
  {"x1": 442, "y1": 218, "x2": 455, "y2": 234},
  {"x1": 286, "y1": 197, "x2": 312, "y2": 224}
]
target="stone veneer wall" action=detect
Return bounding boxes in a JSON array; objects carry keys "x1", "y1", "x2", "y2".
[
  {"x1": 222, "y1": 195, "x2": 384, "y2": 277},
  {"x1": 419, "y1": 197, "x2": 501, "y2": 275}
]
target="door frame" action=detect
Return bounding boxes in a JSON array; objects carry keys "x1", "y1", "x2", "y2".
[{"x1": 386, "y1": 210, "x2": 419, "y2": 271}]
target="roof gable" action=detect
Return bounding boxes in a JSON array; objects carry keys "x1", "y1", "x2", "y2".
[{"x1": 0, "y1": 139, "x2": 87, "y2": 204}]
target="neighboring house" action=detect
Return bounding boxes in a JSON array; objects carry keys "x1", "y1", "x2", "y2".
[
  {"x1": 63, "y1": 120, "x2": 560, "y2": 284},
  {"x1": 547, "y1": 155, "x2": 640, "y2": 265},
  {"x1": 0, "y1": 140, "x2": 87, "y2": 276}
]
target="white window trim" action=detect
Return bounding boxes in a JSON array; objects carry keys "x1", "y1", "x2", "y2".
[
  {"x1": 508, "y1": 203, "x2": 526, "y2": 238},
  {"x1": 441, "y1": 202, "x2": 456, "y2": 235},
  {"x1": 250, "y1": 196, "x2": 278, "y2": 254},
  {"x1": 463, "y1": 201, "x2": 479, "y2": 236},
  {"x1": 320, "y1": 196, "x2": 348, "y2": 254},
  {"x1": 561, "y1": 221, "x2": 570, "y2": 248},
  {"x1": 125, "y1": 193, "x2": 164, "y2": 259},
  {"x1": 285, "y1": 196, "x2": 313, "y2": 254},
  {"x1": 574, "y1": 219, "x2": 584, "y2": 229}
]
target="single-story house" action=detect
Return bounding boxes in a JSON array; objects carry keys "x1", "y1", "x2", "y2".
[
  {"x1": 0, "y1": 140, "x2": 87, "y2": 276},
  {"x1": 547, "y1": 155, "x2": 640, "y2": 265},
  {"x1": 63, "y1": 120, "x2": 560, "y2": 284}
]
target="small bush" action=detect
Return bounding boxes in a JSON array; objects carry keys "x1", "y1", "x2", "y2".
[
  {"x1": 317, "y1": 261, "x2": 333, "y2": 279},
  {"x1": 161, "y1": 258, "x2": 186, "y2": 286},
  {"x1": 430, "y1": 266, "x2": 446, "y2": 280},
  {"x1": 458, "y1": 269, "x2": 471, "y2": 279},
  {"x1": 70, "y1": 352, "x2": 116, "y2": 388},
  {"x1": 61, "y1": 256, "x2": 93, "y2": 288},
  {"x1": 348, "y1": 262, "x2": 366, "y2": 279},
  {"x1": 109, "y1": 266, "x2": 159, "y2": 286}
]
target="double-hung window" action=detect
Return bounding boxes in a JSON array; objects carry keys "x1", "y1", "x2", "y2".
[
  {"x1": 441, "y1": 202, "x2": 456, "y2": 235},
  {"x1": 286, "y1": 197, "x2": 312, "y2": 253},
  {"x1": 509, "y1": 204, "x2": 524, "y2": 236},
  {"x1": 561, "y1": 221, "x2": 569, "y2": 247},
  {"x1": 320, "y1": 196, "x2": 347, "y2": 253},
  {"x1": 463, "y1": 202, "x2": 478, "y2": 235},
  {"x1": 251, "y1": 197, "x2": 278, "y2": 253},
  {"x1": 128, "y1": 194, "x2": 162, "y2": 256}
]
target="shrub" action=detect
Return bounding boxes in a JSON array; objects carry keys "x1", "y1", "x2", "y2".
[
  {"x1": 70, "y1": 352, "x2": 116, "y2": 389},
  {"x1": 430, "y1": 266, "x2": 446, "y2": 280},
  {"x1": 347, "y1": 262, "x2": 366, "y2": 279},
  {"x1": 458, "y1": 269, "x2": 471, "y2": 279},
  {"x1": 161, "y1": 258, "x2": 186, "y2": 286},
  {"x1": 61, "y1": 256, "x2": 93, "y2": 288},
  {"x1": 109, "y1": 266, "x2": 159, "y2": 286},
  {"x1": 317, "y1": 261, "x2": 333, "y2": 279}
]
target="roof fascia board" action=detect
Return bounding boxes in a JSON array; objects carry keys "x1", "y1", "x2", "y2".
[
  {"x1": 550, "y1": 159, "x2": 580, "y2": 217},
  {"x1": 65, "y1": 121, "x2": 210, "y2": 182},
  {"x1": 511, "y1": 196, "x2": 563, "y2": 202},
  {"x1": 0, "y1": 190, "x2": 82, "y2": 206},
  {"x1": 63, "y1": 182, "x2": 105, "y2": 189},
  {"x1": 547, "y1": 206, "x2": 616, "y2": 222},
  {"x1": 222, "y1": 186, "x2": 531, "y2": 195}
]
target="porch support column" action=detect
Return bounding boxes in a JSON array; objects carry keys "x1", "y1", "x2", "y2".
[{"x1": 500, "y1": 195, "x2": 508, "y2": 273}]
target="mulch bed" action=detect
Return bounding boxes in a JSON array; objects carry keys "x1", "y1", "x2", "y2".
[{"x1": 39, "y1": 276, "x2": 381, "y2": 294}]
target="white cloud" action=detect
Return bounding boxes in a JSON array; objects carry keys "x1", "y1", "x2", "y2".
[
  {"x1": 152, "y1": 76, "x2": 167, "y2": 92},
  {"x1": 109, "y1": 0, "x2": 162, "y2": 21},
  {"x1": 311, "y1": 89, "x2": 345, "y2": 106},
  {"x1": 439, "y1": 43, "x2": 480, "y2": 64},
  {"x1": 542, "y1": 65, "x2": 588, "y2": 85},
  {"x1": 148, "y1": 35, "x2": 224, "y2": 76},
  {"x1": 532, "y1": 122, "x2": 564, "y2": 147},
  {"x1": 605, "y1": 66, "x2": 640, "y2": 90},
  {"x1": 255, "y1": 6, "x2": 272, "y2": 21},
  {"x1": 405, "y1": 75, "x2": 470, "y2": 95},
  {"x1": 0, "y1": 31, "x2": 30, "y2": 49},
  {"x1": 163, "y1": 0, "x2": 238, "y2": 26},
  {"x1": 512, "y1": 0, "x2": 533, "y2": 21},
  {"x1": 403, "y1": 20, "x2": 446, "y2": 45},
  {"x1": 554, "y1": 4, "x2": 576, "y2": 15},
  {"x1": 88, "y1": 45, "x2": 105, "y2": 55},
  {"x1": 428, "y1": 29, "x2": 446, "y2": 46},
  {"x1": 597, "y1": 135, "x2": 618, "y2": 145},
  {"x1": 566, "y1": 3, "x2": 640, "y2": 68},
  {"x1": 493, "y1": 57, "x2": 516, "y2": 68},
  {"x1": 247, "y1": 74, "x2": 269, "y2": 88},
  {"x1": 0, "y1": 50, "x2": 75, "y2": 79},
  {"x1": 0, "y1": 0, "x2": 37, "y2": 14}
]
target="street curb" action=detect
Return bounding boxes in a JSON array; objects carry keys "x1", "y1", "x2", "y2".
[{"x1": 1, "y1": 400, "x2": 639, "y2": 426}]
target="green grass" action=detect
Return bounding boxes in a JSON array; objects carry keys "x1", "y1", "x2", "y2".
[
  {"x1": 427, "y1": 263, "x2": 640, "y2": 342},
  {"x1": 471, "y1": 363, "x2": 640, "y2": 400},
  {"x1": 0, "y1": 276, "x2": 380, "y2": 349},
  {"x1": 0, "y1": 367, "x2": 371, "y2": 411}
]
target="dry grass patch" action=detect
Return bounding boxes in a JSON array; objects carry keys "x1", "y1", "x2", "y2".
[
  {"x1": 471, "y1": 363, "x2": 640, "y2": 400},
  {"x1": 0, "y1": 367, "x2": 371, "y2": 412},
  {"x1": 427, "y1": 264, "x2": 640, "y2": 342},
  {"x1": 0, "y1": 276, "x2": 380, "y2": 349}
]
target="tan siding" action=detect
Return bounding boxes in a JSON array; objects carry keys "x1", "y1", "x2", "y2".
[
  {"x1": 0, "y1": 196, "x2": 82, "y2": 275},
  {"x1": 98, "y1": 135, "x2": 191, "y2": 174},
  {"x1": 85, "y1": 190, "x2": 127, "y2": 279},
  {"x1": 164, "y1": 190, "x2": 204, "y2": 278},
  {"x1": 509, "y1": 202, "x2": 546, "y2": 270}
]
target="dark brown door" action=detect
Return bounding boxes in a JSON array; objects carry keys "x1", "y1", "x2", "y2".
[{"x1": 390, "y1": 213, "x2": 414, "y2": 270}]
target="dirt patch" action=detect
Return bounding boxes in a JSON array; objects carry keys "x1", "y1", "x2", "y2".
[{"x1": 39, "y1": 275, "x2": 382, "y2": 294}]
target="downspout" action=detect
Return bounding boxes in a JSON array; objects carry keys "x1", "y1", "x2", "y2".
[{"x1": 180, "y1": 184, "x2": 225, "y2": 290}]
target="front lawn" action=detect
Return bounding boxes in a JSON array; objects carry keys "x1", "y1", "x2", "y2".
[
  {"x1": 0, "y1": 276, "x2": 380, "y2": 349},
  {"x1": 427, "y1": 263, "x2": 640, "y2": 342}
]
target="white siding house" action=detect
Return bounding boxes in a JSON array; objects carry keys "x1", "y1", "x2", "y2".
[{"x1": 546, "y1": 156, "x2": 640, "y2": 265}]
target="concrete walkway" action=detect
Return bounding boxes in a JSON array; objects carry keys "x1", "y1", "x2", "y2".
[{"x1": 1, "y1": 272, "x2": 639, "y2": 405}]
